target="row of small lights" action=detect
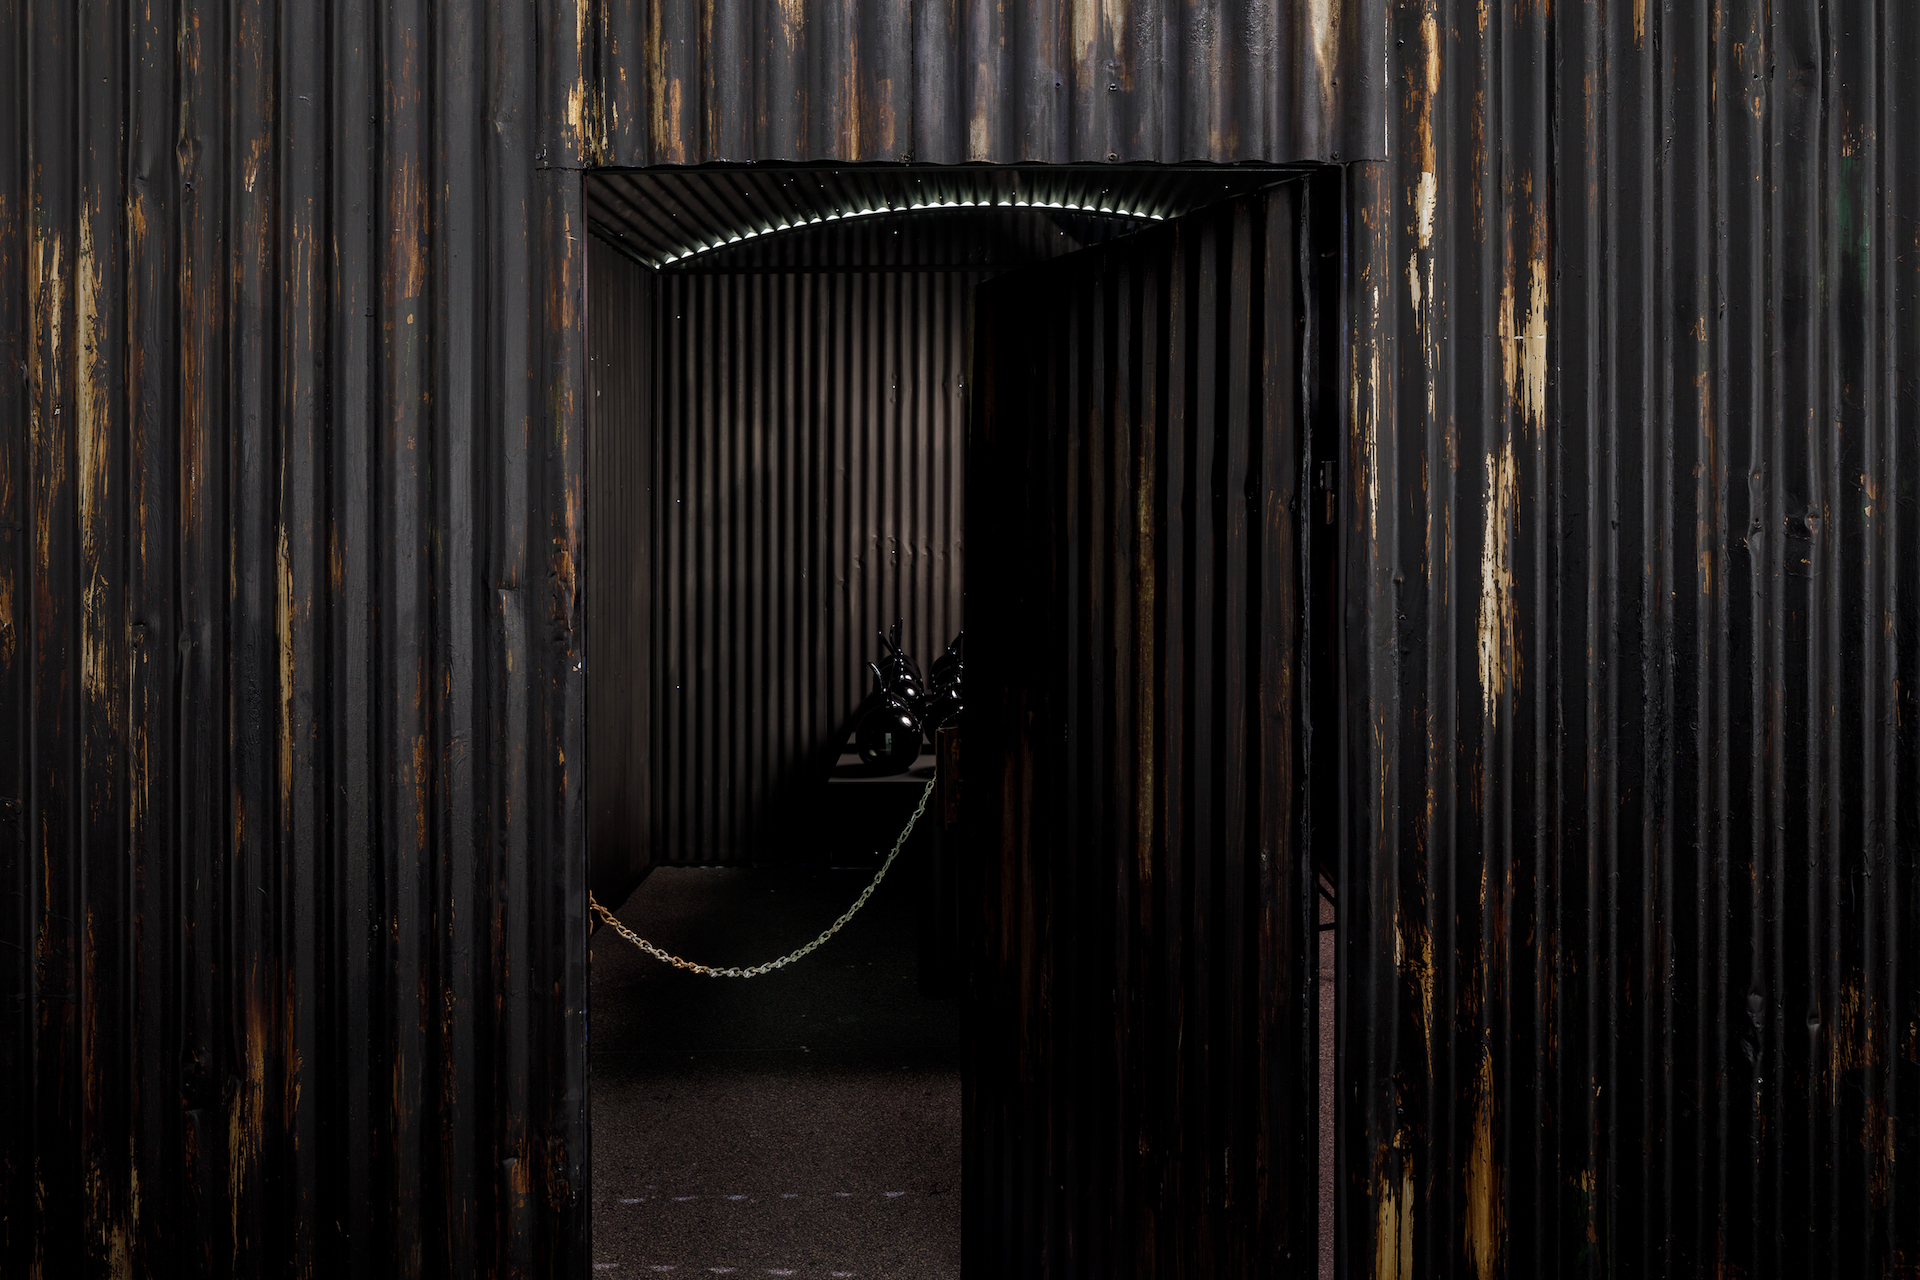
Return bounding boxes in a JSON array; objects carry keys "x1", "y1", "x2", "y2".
[{"x1": 653, "y1": 197, "x2": 1164, "y2": 267}]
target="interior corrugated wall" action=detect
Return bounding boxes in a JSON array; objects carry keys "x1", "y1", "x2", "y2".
[
  {"x1": 643, "y1": 206, "x2": 1148, "y2": 866},
  {"x1": 1345, "y1": 3, "x2": 1920, "y2": 1276}
]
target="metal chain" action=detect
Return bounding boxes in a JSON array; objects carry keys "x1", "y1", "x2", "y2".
[{"x1": 588, "y1": 774, "x2": 936, "y2": 978}]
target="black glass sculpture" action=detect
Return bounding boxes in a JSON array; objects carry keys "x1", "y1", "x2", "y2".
[{"x1": 855, "y1": 661, "x2": 924, "y2": 772}]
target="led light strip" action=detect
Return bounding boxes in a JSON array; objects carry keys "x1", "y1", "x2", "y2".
[{"x1": 652, "y1": 197, "x2": 1163, "y2": 268}]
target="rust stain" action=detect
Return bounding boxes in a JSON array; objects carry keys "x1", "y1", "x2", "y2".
[
  {"x1": 1697, "y1": 371, "x2": 1716, "y2": 595},
  {"x1": 0, "y1": 567, "x2": 14, "y2": 667},
  {"x1": 1466, "y1": 1048, "x2": 1504, "y2": 1279},
  {"x1": 228, "y1": 969, "x2": 270, "y2": 1254},
  {"x1": 413, "y1": 732, "x2": 429, "y2": 849},
  {"x1": 278, "y1": 524, "x2": 294, "y2": 808},
  {"x1": 1633, "y1": 0, "x2": 1646, "y2": 47},
  {"x1": 1476, "y1": 439, "x2": 1517, "y2": 724}
]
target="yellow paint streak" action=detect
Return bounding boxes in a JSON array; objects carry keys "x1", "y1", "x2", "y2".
[
  {"x1": 1477, "y1": 440, "x2": 1517, "y2": 723},
  {"x1": 1467, "y1": 1049, "x2": 1504, "y2": 1279},
  {"x1": 31, "y1": 233, "x2": 66, "y2": 582},
  {"x1": 1501, "y1": 257, "x2": 1550, "y2": 430},
  {"x1": 566, "y1": 0, "x2": 603, "y2": 163},
  {"x1": 1374, "y1": 1168, "x2": 1415, "y2": 1280},
  {"x1": 277, "y1": 525, "x2": 294, "y2": 808},
  {"x1": 1308, "y1": 0, "x2": 1338, "y2": 121},
  {"x1": 1633, "y1": 0, "x2": 1646, "y2": 47},
  {"x1": 78, "y1": 206, "x2": 111, "y2": 701}
]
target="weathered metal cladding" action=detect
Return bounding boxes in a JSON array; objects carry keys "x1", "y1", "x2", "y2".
[
  {"x1": 589, "y1": 237, "x2": 656, "y2": 906},
  {"x1": 2, "y1": 2, "x2": 587, "y2": 1276},
  {"x1": 636, "y1": 205, "x2": 1148, "y2": 869},
  {"x1": 964, "y1": 188, "x2": 1323, "y2": 1277},
  {"x1": 1344, "y1": 3, "x2": 1920, "y2": 1277},
  {"x1": 572, "y1": 0, "x2": 1386, "y2": 168}
]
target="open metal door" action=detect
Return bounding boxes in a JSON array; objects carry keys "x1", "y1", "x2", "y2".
[{"x1": 963, "y1": 185, "x2": 1322, "y2": 1277}]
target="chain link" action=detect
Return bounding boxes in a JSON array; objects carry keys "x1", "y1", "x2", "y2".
[{"x1": 588, "y1": 774, "x2": 937, "y2": 978}]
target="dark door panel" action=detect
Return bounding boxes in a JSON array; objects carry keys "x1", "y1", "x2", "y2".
[{"x1": 964, "y1": 186, "x2": 1319, "y2": 1278}]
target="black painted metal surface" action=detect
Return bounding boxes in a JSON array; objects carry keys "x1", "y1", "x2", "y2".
[
  {"x1": 1343, "y1": 2, "x2": 1920, "y2": 1276},
  {"x1": 573, "y1": 0, "x2": 1384, "y2": 168},
  {"x1": 8, "y1": 0, "x2": 1917, "y2": 1274},
  {"x1": 964, "y1": 186, "x2": 1323, "y2": 1277},
  {"x1": 2, "y1": 2, "x2": 589, "y2": 1275}
]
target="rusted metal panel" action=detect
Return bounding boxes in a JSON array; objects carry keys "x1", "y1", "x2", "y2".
[
  {"x1": 964, "y1": 186, "x2": 1324, "y2": 1276},
  {"x1": 3, "y1": 1, "x2": 588, "y2": 1274},
  {"x1": 1344, "y1": 2, "x2": 1920, "y2": 1277},
  {"x1": 575, "y1": 0, "x2": 1386, "y2": 168}
]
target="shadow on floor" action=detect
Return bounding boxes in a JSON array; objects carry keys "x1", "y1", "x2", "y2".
[{"x1": 591, "y1": 862, "x2": 960, "y2": 1279}]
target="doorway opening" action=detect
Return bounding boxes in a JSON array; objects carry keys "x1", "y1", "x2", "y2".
[{"x1": 581, "y1": 163, "x2": 1342, "y2": 1279}]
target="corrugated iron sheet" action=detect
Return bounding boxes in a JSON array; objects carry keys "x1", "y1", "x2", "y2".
[
  {"x1": 1343, "y1": 3, "x2": 1920, "y2": 1277},
  {"x1": 964, "y1": 185, "x2": 1325, "y2": 1277},
  {"x1": 571, "y1": 0, "x2": 1385, "y2": 168},
  {"x1": 3, "y1": 2, "x2": 588, "y2": 1274}
]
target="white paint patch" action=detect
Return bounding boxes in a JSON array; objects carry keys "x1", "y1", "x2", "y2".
[
  {"x1": 1406, "y1": 252, "x2": 1423, "y2": 318},
  {"x1": 1415, "y1": 171, "x2": 1437, "y2": 248}
]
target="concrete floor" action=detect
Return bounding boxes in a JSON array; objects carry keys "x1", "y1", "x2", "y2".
[{"x1": 590, "y1": 861, "x2": 961, "y2": 1279}]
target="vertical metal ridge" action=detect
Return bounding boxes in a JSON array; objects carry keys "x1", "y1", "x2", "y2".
[
  {"x1": 5, "y1": 2, "x2": 589, "y2": 1272},
  {"x1": 1349, "y1": 2, "x2": 1920, "y2": 1276}
]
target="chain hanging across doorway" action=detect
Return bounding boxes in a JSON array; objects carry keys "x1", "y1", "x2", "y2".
[{"x1": 587, "y1": 775, "x2": 936, "y2": 978}]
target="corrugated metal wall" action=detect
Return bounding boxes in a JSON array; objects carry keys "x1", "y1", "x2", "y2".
[
  {"x1": 964, "y1": 186, "x2": 1322, "y2": 1277},
  {"x1": 2, "y1": 2, "x2": 588, "y2": 1275},
  {"x1": 588, "y1": 237, "x2": 655, "y2": 904},
  {"x1": 642, "y1": 206, "x2": 1148, "y2": 866},
  {"x1": 1344, "y1": 3, "x2": 1920, "y2": 1276},
  {"x1": 572, "y1": 0, "x2": 1385, "y2": 168}
]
